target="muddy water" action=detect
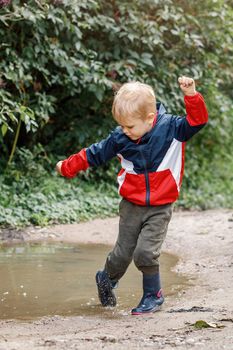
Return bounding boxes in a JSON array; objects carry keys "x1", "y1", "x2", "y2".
[{"x1": 0, "y1": 243, "x2": 190, "y2": 320}]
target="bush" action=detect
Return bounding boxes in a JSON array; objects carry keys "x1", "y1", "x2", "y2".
[{"x1": 0, "y1": 0, "x2": 232, "y2": 227}]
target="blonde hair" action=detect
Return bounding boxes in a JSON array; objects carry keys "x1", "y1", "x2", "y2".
[{"x1": 112, "y1": 81, "x2": 156, "y2": 123}]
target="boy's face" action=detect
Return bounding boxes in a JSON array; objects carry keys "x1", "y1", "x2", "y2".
[{"x1": 118, "y1": 115, "x2": 154, "y2": 141}]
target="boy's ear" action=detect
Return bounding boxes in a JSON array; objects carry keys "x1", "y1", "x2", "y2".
[{"x1": 147, "y1": 112, "x2": 155, "y2": 123}]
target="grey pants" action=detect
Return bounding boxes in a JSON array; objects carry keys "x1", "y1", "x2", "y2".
[{"x1": 105, "y1": 199, "x2": 173, "y2": 280}]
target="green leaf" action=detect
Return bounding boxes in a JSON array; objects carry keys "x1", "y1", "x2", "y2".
[
  {"x1": 193, "y1": 320, "x2": 225, "y2": 329},
  {"x1": 1, "y1": 124, "x2": 8, "y2": 137},
  {"x1": 140, "y1": 56, "x2": 154, "y2": 67}
]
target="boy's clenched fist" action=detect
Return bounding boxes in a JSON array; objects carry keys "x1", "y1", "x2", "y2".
[
  {"x1": 56, "y1": 161, "x2": 63, "y2": 175},
  {"x1": 178, "y1": 76, "x2": 196, "y2": 96}
]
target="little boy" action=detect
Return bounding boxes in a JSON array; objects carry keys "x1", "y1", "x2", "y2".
[{"x1": 56, "y1": 76, "x2": 208, "y2": 315}]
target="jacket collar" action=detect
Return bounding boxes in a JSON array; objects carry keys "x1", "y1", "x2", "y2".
[
  {"x1": 136, "y1": 102, "x2": 167, "y2": 144},
  {"x1": 156, "y1": 102, "x2": 167, "y2": 116}
]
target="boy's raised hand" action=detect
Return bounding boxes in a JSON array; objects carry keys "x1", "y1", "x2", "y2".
[{"x1": 178, "y1": 76, "x2": 196, "y2": 96}]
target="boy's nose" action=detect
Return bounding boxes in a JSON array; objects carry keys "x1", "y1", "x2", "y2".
[{"x1": 124, "y1": 130, "x2": 131, "y2": 137}]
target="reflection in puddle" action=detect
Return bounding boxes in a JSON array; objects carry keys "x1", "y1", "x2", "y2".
[{"x1": 0, "y1": 242, "x2": 190, "y2": 320}]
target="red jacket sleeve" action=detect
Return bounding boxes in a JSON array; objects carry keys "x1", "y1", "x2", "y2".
[
  {"x1": 185, "y1": 92, "x2": 208, "y2": 126},
  {"x1": 61, "y1": 148, "x2": 89, "y2": 178}
]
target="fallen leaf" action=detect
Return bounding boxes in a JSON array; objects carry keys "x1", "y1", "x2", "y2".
[{"x1": 193, "y1": 320, "x2": 225, "y2": 329}]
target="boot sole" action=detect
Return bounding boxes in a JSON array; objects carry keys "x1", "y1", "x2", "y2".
[
  {"x1": 95, "y1": 272, "x2": 117, "y2": 307},
  {"x1": 131, "y1": 304, "x2": 162, "y2": 315}
]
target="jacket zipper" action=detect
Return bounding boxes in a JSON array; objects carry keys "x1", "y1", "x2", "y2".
[{"x1": 140, "y1": 149, "x2": 150, "y2": 206}]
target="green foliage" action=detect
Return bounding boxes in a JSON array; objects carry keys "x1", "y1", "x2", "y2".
[
  {"x1": 0, "y1": 176, "x2": 120, "y2": 227},
  {"x1": 0, "y1": 147, "x2": 120, "y2": 227},
  {"x1": 0, "y1": 0, "x2": 232, "y2": 227}
]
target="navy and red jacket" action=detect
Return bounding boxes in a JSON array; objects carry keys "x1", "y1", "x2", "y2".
[{"x1": 61, "y1": 93, "x2": 208, "y2": 206}]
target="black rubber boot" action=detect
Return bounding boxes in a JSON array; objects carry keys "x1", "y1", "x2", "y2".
[
  {"x1": 131, "y1": 273, "x2": 164, "y2": 315},
  {"x1": 95, "y1": 270, "x2": 117, "y2": 307}
]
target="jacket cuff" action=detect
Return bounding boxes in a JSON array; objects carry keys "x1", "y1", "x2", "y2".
[
  {"x1": 184, "y1": 92, "x2": 208, "y2": 126},
  {"x1": 60, "y1": 149, "x2": 89, "y2": 178}
]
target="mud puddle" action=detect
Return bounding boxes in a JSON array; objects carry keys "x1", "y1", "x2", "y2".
[{"x1": 0, "y1": 242, "x2": 190, "y2": 320}]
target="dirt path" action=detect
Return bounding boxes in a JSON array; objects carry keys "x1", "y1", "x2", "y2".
[{"x1": 0, "y1": 209, "x2": 233, "y2": 349}]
